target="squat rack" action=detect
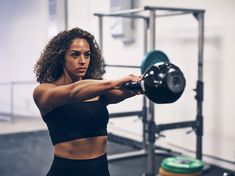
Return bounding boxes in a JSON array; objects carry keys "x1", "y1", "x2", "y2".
[{"x1": 94, "y1": 6, "x2": 205, "y2": 176}]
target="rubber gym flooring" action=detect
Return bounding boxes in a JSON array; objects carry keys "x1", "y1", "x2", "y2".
[{"x1": 0, "y1": 130, "x2": 234, "y2": 176}]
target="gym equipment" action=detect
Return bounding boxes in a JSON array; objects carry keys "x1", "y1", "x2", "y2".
[
  {"x1": 123, "y1": 57, "x2": 186, "y2": 104},
  {"x1": 141, "y1": 50, "x2": 169, "y2": 74},
  {"x1": 161, "y1": 157, "x2": 204, "y2": 174},
  {"x1": 95, "y1": 6, "x2": 205, "y2": 176},
  {"x1": 159, "y1": 168, "x2": 202, "y2": 176}
]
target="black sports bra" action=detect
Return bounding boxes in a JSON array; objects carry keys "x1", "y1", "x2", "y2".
[{"x1": 42, "y1": 98, "x2": 109, "y2": 145}]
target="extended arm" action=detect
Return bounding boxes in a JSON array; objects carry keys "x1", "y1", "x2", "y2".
[
  {"x1": 33, "y1": 75, "x2": 139, "y2": 113},
  {"x1": 104, "y1": 89, "x2": 139, "y2": 104}
]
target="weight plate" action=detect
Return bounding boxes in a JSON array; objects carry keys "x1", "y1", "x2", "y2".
[
  {"x1": 161, "y1": 157, "x2": 204, "y2": 174},
  {"x1": 159, "y1": 167, "x2": 202, "y2": 176},
  {"x1": 141, "y1": 50, "x2": 169, "y2": 74}
]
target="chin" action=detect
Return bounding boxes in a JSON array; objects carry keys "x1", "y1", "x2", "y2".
[{"x1": 77, "y1": 75, "x2": 86, "y2": 80}]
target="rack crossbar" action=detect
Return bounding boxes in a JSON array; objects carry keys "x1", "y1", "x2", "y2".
[
  {"x1": 109, "y1": 111, "x2": 142, "y2": 118},
  {"x1": 155, "y1": 120, "x2": 197, "y2": 133},
  {"x1": 144, "y1": 6, "x2": 205, "y2": 13}
]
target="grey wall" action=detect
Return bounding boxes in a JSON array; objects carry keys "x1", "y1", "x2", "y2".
[
  {"x1": 0, "y1": 0, "x2": 48, "y2": 82},
  {"x1": 0, "y1": 0, "x2": 67, "y2": 117},
  {"x1": 0, "y1": 0, "x2": 49, "y2": 117}
]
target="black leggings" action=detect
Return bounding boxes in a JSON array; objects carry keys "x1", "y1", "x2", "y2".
[{"x1": 46, "y1": 154, "x2": 110, "y2": 176}]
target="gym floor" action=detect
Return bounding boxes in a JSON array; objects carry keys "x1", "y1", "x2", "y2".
[{"x1": 0, "y1": 128, "x2": 234, "y2": 176}]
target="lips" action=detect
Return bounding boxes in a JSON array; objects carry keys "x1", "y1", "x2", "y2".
[{"x1": 76, "y1": 68, "x2": 87, "y2": 72}]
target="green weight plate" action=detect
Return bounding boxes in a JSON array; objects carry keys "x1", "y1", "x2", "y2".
[
  {"x1": 159, "y1": 167, "x2": 202, "y2": 176},
  {"x1": 161, "y1": 157, "x2": 204, "y2": 174},
  {"x1": 141, "y1": 50, "x2": 169, "y2": 74}
]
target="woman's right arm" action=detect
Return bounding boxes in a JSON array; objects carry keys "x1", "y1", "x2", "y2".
[{"x1": 33, "y1": 77, "x2": 132, "y2": 112}]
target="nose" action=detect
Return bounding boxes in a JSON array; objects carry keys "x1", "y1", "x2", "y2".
[{"x1": 79, "y1": 55, "x2": 86, "y2": 64}]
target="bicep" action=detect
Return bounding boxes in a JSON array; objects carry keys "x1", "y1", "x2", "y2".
[
  {"x1": 104, "y1": 89, "x2": 137, "y2": 105},
  {"x1": 104, "y1": 90, "x2": 126, "y2": 104}
]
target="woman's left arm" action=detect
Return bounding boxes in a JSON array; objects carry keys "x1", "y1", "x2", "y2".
[{"x1": 104, "y1": 89, "x2": 138, "y2": 104}]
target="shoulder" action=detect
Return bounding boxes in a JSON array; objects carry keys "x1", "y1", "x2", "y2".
[
  {"x1": 34, "y1": 83, "x2": 56, "y2": 93},
  {"x1": 33, "y1": 83, "x2": 56, "y2": 99}
]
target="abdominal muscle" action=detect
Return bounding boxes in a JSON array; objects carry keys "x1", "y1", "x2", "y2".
[{"x1": 54, "y1": 136, "x2": 107, "y2": 160}]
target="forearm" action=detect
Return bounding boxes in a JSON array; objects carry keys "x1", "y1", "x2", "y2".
[
  {"x1": 70, "y1": 79, "x2": 116, "y2": 101},
  {"x1": 104, "y1": 89, "x2": 137, "y2": 104}
]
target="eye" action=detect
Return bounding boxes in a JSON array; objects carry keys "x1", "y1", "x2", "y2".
[
  {"x1": 84, "y1": 52, "x2": 91, "y2": 58},
  {"x1": 71, "y1": 52, "x2": 80, "y2": 58}
]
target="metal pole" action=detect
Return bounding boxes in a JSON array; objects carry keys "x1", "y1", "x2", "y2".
[
  {"x1": 143, "y1": 18, "x2": 148, "y2": 54},
  {"x1": 98, "y1": 15, "x2": 103, "y2": 54},
  {"x1": 10, "y1": 82, "x2": 14, "y2": 123},
  {"x1": 145, "y1": 9, "x2": 156, "y2": 176},
  {"x1": 198, "y1": 14, "x2": 204, "y2": 81},
  {"x1": 142, "y1": 18, "x2": 149, "y2": 150},
  {"x1": 149, "y1": 11, "x2": 155, "y2": 50},
  {"x1": 105, "y1": 7, "x2": 144, "y2": 16},
  {"x1": 196, "y1": 12, "x2": 204, "y2": 160},
  {"x1": 64, "y1": 0, "x2": 68, "y2": 30}
]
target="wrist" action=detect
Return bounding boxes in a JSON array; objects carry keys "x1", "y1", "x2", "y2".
[{"x1": 111, "y1": 79, "x2": 122, "y2": 89}]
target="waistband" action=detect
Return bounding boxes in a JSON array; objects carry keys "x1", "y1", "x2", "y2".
[{"x1": 53, "y1": 153, "x2": 107, "y2": 164}]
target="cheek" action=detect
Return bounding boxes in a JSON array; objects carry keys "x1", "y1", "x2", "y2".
[
  {"x1": 65, "y1": 59, "x2": 76, "y2": 70},
  {"x1": 86, "y1": 59, "x2": 91, "y2": 66},
  {"x1": 64, "y1": 56, "x2": 70, "y2": 67}
]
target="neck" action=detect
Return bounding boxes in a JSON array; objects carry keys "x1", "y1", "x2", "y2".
[{"x1": 57, "y1": 69, "x2": 82, "y2": 85}]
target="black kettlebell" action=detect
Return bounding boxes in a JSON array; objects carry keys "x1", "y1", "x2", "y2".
[{"x1": 123, "y1": 51, "x2": 186, "y2": 104}]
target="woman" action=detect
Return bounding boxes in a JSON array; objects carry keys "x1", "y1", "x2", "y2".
[{"x1": 33, "y1": 27, "x2": 141, "y2": 176}]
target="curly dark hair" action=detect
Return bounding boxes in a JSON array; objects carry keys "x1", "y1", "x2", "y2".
[{"x1": 34, "y1": 27, "x2": 105, "y2": 83}]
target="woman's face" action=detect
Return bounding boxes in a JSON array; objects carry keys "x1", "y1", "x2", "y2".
[{"x1": 64, "y1": 38, "x2": 91, "y2": 81}]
